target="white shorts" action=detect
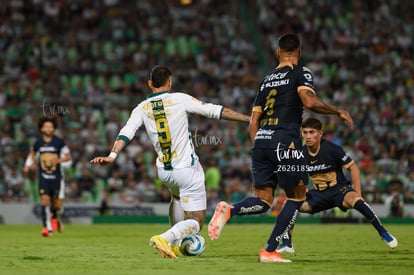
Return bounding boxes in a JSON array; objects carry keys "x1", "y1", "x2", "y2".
[{"x1": 158, "y1": 160, "x2": 206, "y2": 212}]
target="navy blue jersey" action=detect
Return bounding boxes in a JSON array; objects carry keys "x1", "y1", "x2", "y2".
[
  {"x1": 303, "y1": 139, "x2": 353, "y2": 191},
  {"x1": 33, "y1": 135, "x2": 66, "y2": 180},
  {"x1": 253, "y1": 63, "x2": 315, "y2": 148}
]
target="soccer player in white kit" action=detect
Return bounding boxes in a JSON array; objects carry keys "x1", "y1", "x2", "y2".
[{"x1": 90, "y1": 65, "x2": 249, "y2": 258}]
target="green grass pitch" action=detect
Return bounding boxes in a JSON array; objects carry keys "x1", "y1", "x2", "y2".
[{"x1": 0, "y1": 223, "x2": 413, "y2": 275}]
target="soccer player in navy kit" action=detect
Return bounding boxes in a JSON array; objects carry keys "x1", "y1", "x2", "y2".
[
  {"x1": 208, "y1": 33, "x2": 353, "y2": 262},
  {"x1": 24, "y1": 116, "x2": 71, "y2": 237},
  {"x1": 276, "y1": 117, "x2": 397, "y2": 253}
]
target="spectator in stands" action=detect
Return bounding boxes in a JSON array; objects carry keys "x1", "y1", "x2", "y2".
[
  {"x1": 121, "y1": 174, "x2": 141, "y2": 204},
  {"x1": 76, "y1": 168, "x2": 96, "y2": 202},
  {"x1": 385, "y1": 174, "x2": 405, "y2": 217},
  {"x1": 5, "y1": 164, "x2": 27, "y2": 202}
]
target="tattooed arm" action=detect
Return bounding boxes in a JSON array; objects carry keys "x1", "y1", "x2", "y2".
[
  {"x1": 299, "y1": 89, "x2": 353, "y2": 128},
  {"x1": 221, "y1": 107, "x2": 250, "y2": 122}
]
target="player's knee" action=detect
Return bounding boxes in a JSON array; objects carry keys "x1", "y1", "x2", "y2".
[
  {"x1": 344, "y1": 192, "x2": 362, "y2": 208},
  {"x1": 255, "y1": 188, "x2": 274, "y2": 205},
  {"x1": 299, "y1": 202, "x2": 312, "y2": 213},
  {"x1": 285, "y1": 186, "x2": 306, "y2": 201}
]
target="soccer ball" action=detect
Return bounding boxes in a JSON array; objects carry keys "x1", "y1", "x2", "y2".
[{"x1": 179, "y1": 233, "x2": 206, "y2": 256}]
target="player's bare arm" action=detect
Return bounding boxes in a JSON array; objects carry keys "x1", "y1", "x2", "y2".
[
  {"x1": 90, "y1": 139, "x2": 127, "y2": 165},
  {"x1": 249, "y1": 111, "x2": 261, "y2": 143},
  {"x1": 23, "y1": 150, "x2": 36, "y2": 174},
  {"x1": 299, "y1": 89, "x2": 353, "y2": 128},
  {"x1": 221, "y1": 107, "x2": 250, "y2": 122},
  {"x1": 348, "y1": 162, "x2": 362, "y2": 196},
  {"x1": 54, "y1": 151, "x2": 71, "y2": 165}
]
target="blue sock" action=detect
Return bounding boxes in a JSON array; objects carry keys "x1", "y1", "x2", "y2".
[
  {"x1": 281, "y1": 225, "x2": 294, "y2": 247},
  {"x1": 354, "y1": 199, "x2": 386, "y2": 235},
  {"x1": 230, "y1": 197, "x2": 270, "y2": 217},
  {"x1": 265, "y1": 200, "x2": 303, "y2": 251}
]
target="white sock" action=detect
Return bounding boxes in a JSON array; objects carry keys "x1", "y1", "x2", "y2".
[
  {"x1": 45, "y1": 206, "x2": 52, "y2": 231},
  {"x1": 160, "y1": 219, "x2": 200, "y2": 243}
]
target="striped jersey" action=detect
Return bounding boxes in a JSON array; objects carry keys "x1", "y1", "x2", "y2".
[{"x1": 118, "y1": 91, "x2": 223, "y2": 170}]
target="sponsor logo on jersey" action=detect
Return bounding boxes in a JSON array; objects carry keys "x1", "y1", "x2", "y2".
[
  {"x1": 307, "y1": 163, "x2": 332, "y2": 172},
  {"x1": 260, "y1": 79, "x2": 290, "y2": 91},
  {"x1": 39, "y1": 146, "x2": 57, "y2": 153},
  {"x1": 264, "y1": 71, "x2": 289, "y2": 81},
  {"x1": 255, "y1": 129, "x2": 275, "y2": 140},
  {"x1": 142, "y1": 99, "x2": 173, "y2": 110}
]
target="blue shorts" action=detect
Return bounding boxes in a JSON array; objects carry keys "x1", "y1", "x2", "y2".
[
  {"x1": 38, "y1": 177, "x2": 61, "y2": 199},
  {"x1": 306, "y1": 183, "x2": 354, "y2": 213},
  {"x1": 251, "y1": 136, "x2": 308, "y2": 190}
]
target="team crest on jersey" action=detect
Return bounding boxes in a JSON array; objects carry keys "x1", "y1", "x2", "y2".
[{"x1": 40, "y1": 152, "x2": 58, "y2": 174}]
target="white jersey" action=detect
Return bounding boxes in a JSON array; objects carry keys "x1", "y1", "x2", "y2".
[{"x1": 118, "y1": 91, "x2": 223, "y2": 170}]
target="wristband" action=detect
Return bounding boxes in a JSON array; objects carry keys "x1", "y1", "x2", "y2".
[
  {"x1": 25, "y1": 156, "x2": 34, "y2": 168},
  {"x1": 108, "y1": 152, "x2": 118, "y2": 159}
]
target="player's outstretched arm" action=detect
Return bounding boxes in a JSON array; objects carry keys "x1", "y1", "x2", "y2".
[
  {"x1": 221, "y1": 107, "x2": 250, "y2": 122},
  {"x1": 90, "y1": 139, "x2": 126, "y2": 165},
  {"x1": 299, "y1": 89, "x2": 353, "y2": 128}
]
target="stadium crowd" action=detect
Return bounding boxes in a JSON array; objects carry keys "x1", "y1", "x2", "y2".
[{"x1": 0, "y1": 0, "x2": 413, "y2": 217}]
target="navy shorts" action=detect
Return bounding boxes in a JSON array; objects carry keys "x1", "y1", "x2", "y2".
[
  {"x1": 38, "y1": 177, "x2": 61, "y2": 199},
  {"x1": 306, "y1": 183, "x2": 354, "y2": 213},
  {"x1": 251, "y1": 136, "x2": 308, "y2": 190}
]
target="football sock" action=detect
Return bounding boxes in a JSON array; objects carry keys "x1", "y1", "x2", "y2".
[
  {"x1": 59, "y1": 206, "x2": 64, "y2": 219},
  {"x1": 230, "y1": 197, "x2": 271, "y2": 217},
  {"x1": 160, "y1": 219, "x2": 200, "y2": 243},
  {"x1": 265, "y1": 200, "x2": 303, "y2": 251},
  {"x1": 45, "y1": 206, "x2": 52, "y2": 231},
  {"x1": 354, "y1": 199, "x2": 386, "y2": 235},
  {"x1": 51, "y1": 208, "x2": 60, "y2": 219},
  {"x1": 52, "y1": 207, "x2": 63, "y2": 221},
  {"x1": 169, "y1": 197, "x2": 184, "y2": 226},
  {"x1": 281, "y1": 225, "x2": 294, "y2": 246},
  {"x1": 41, "y1": 206, "x2": 47, "y2": 227}
]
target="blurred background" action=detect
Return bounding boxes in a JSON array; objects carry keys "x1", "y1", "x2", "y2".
[{"x1": 0, "y1": 0, "x2": 413, "y2": 222}]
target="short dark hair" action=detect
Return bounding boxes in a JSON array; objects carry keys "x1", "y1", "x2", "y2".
[
  {"x1": 38, "y1": 116, "x2": 57, "y2": 131},
  {"x1": 301, "y1": 117, "x2": 322, "y2": 130},
  {"x1": 278, "y1": 33, "x2": 301, "y2": 52},
  {"x1": 150, "y1": 65, "x2": 172, "y2": 88}
]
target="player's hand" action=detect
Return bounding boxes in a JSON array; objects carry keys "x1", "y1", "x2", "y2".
[
  {"x1": 23, "y1": 166, "x2": 30, "y2": 175},
  {"x1": 23, "y1": 164, "x2": 35, "y2": 175},
  {"x1": 90, "y1": 156, "x2": 115, "y2": 165},
  {"x1": 337, "y1": 110, "x2": 353, "y2": 128}
]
